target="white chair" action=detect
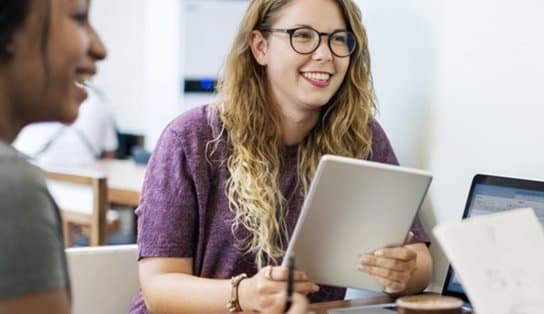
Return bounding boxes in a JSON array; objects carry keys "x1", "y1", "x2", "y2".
[{"x1": 65, "y1": 244, "x2": 139, "y2": 314}]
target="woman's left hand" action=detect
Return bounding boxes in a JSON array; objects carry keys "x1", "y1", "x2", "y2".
[{"x1": 358, "y1": 245, "x2": 418, "y2": 294}]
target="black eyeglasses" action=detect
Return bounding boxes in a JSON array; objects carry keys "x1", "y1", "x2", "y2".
[{"x1": 261, "y1": 26, "x2": 356, "y2": 58}]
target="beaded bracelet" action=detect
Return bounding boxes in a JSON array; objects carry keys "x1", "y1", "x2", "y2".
[{"x1": 226, "y1": 273, "x2": 247, "y2": 313}]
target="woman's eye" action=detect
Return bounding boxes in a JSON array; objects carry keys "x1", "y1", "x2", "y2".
[
  {"x1": 332, "y1": 35, "x2": 347, "y2": 44},
  {"x1": 294, "y1": 31, "x2": 313, "y2": 39},
  {"x1": 72, "y1": 12, "x2": 89, "y2": 24}
]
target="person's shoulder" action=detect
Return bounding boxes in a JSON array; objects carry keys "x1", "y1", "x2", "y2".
[
  {"x1": 164, "y1": 104, "x2": 219, "y2": 142},
  {"x1": 0, "y1": 147, "x2": 47, "y2": 199},
  {"x1": 0, "y1": 145, "x2": 54, "y2": 229},
  {"x1": 368, "y1": 119, "x2": 398, "y2": 165},
  {"x1": 369, "y1": 119, "x2": 387, "y2": 138},
  {"x1": 0, "y1": 143, "x2": 44, "y2": 186}
]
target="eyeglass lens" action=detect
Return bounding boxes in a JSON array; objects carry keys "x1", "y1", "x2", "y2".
[{"x1": 291, "y1": 27, "x2": 355, "y2": 57}]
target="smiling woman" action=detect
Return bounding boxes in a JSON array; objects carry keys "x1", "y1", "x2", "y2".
[
  {"x1": 131, "y1": 0, "x2": 431, "y2": 314},
  {"x1": 0, "y1": 0, "x2": 105, "y2": 313}
]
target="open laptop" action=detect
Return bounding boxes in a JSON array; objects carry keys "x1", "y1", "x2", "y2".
[
  {"x1": 331, "y1": 173, "x2": 544, "y2": 313},
  {"x1": 441, "y1": 174, "x2": 544, "y2": 309}
]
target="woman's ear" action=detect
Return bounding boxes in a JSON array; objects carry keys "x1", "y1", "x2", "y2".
[{"x1": 249, "y1": 30, "x2": 268, "y2": 66}]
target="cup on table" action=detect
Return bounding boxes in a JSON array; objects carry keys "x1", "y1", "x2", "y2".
[{"x1": 396, "y1": 295, "x2": 463, "y2": 314}]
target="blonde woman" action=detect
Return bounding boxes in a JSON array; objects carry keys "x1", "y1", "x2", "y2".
[{"x1": 131, "y1": 0, "x2": 432, "y2": 313}]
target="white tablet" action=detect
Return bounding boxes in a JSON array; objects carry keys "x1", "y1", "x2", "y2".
[{"x1": 281, "y1": 155, "x2": 432, "y2": 291}]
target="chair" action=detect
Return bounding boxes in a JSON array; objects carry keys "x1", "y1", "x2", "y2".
[
  {"x1": 43, "y1": 167, "x2": 119, "y2": 246},
  {"x1": 65, "y1": 244, "x2": 139, "y2": 314}
]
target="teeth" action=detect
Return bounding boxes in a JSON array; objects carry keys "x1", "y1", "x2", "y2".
[
  {"x1": 75, "y1": 73, "x2": 91, "y2": 84},
  {"x1": 302, "y1": 72, "x2": 331, "y2": 81}
]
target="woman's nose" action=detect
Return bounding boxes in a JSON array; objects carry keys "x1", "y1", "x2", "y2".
[
  {"x1": 88, "y1": 26, "x2": 107, "y2": 61},
  {"x1": 312, "y1": 36, "x2": 333, "y2": 62}
]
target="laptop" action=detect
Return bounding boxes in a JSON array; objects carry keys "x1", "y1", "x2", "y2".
[
  {"x1": 441, "y1": 174, "x2": 544, "y2": 308},
  {"x1": 330, "y1": 173, "x2": 544, "y2": 314}
]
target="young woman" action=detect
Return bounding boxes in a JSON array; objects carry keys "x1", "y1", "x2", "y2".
[
  {"x1": 131, "y1": 0, "x2": 432, "y2": 313},
  {"x1": 0, "y1": 0, "x2": 105, "y2": 312}
]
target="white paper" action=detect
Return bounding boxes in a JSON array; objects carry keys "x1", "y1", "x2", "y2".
[{"x1": 433, "y1": 208, "x2": 544, "y2": 314}]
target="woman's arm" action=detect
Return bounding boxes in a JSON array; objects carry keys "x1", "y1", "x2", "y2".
[{"x1": 139, "y1": 257, "x2": 317, "y2": 314}]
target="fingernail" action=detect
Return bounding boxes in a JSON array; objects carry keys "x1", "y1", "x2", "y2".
[
  {"x1": 302, "y1": 273, "x2": 308, "y2": 280},
  {"x1": 313, "y1": 284, "x2": 320, "y2": 292},
  {"x1": 374, "y1": 250, "x2": 384, "y2": 256}
]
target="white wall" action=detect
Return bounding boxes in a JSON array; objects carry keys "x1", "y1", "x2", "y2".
[
  {"x1": 425, "y1": 0, "x2": 544, "y2": 290},
  {"x1": 90, "y1": 0, "x2": 148, "y2": 135},
  {"x1": 356, "y1": 0, "x2": 544, "y2": 292},
  {"x1": 91, "y1": 0, "x2": 184, "y2": 149}
]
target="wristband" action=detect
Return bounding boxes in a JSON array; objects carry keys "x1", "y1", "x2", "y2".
[{"x1": 227, "y1": 273, "x2": 247, "y2": 312}]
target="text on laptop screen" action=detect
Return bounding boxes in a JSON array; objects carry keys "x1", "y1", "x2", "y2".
[{"x1": 446, "y1": 183, "x2": 544, "y2": 295}]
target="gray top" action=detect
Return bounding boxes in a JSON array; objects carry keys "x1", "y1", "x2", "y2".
[
  {"x1": 0, "y1": 141, "x2": 69, "y2": 300},
  {"x1": 129, "y1": 105, "x2": 429, "y2": 313}
]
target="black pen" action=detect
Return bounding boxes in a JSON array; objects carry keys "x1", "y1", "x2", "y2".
[{"x1": 285, "y1": 253, "x2": 294, "y2": 313}]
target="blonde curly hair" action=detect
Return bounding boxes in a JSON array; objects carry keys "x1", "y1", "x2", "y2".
[{"x1": 211, "y1": 0, "x2": 375, "y2": 269}]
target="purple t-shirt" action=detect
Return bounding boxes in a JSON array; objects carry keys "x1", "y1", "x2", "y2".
[{"x1": 129, "y1": 105, "x2": 429, "y2": 313}]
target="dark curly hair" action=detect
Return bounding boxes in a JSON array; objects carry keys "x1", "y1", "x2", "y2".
[{"x1": 0, "y1": 0, "x2": 50, "y2": 60}]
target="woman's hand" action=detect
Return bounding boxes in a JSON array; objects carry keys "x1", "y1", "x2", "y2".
[
  {"x1": 358, "y1": 245, "x2": 418, "y2": 294},
  {"x1": 238, "y1": 265, "x2": 319, "y2": 312},
  {"x1": 262, "y1": 292, "x2": 311, "y2": 314}
]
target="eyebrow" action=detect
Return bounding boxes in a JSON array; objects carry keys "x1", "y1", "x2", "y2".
[{"x1": 291, "y1": 24, "x2": 348, "y2": 32}]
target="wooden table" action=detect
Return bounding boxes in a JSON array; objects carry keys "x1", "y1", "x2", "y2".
[
  {"x1": 83, "y1": 159, "x2": 147, "y2": 207},
  {"x1": 310, "y1": 295, "x2": 394, "y2": 314},
  {"x1": 310, "y1": 295, "x2": 473, "y2": 314}
]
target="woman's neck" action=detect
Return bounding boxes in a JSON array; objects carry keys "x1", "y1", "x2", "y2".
[{"x1": 279, "y1": 107, "x2": 320, "y2": 146}]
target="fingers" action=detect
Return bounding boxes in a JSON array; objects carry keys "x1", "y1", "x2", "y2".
[
  {"x1": 263, "y1": 265, "x2": 309, "y2": 281},
  {"x1": 257, "y1": 266, "x2": 319, "y2": 296},
  {"x1": 357, "y1": 246, "x2": 419, "y2": 294},
  {"x1": 372, "y1": 274, "x2": 407, "y2": 294},
  {"x1": 373, "y1": 247, "x2": 417, "y2": 261},
  {"x1": 359, "y1": 253, "x2": 417, "y2": 271},
  {"x1": 359, "y1": 264, "x2": 413, "y2": 282}
]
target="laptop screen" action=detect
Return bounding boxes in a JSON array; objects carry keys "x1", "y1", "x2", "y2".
[{"x1": 442, "y1": 174, "x2": 544, "y2": 301}]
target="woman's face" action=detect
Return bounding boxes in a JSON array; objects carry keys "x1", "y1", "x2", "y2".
[
  {"x1": 252, "y1": 0, "x2": 350, "y2": 119},
  {"x1": 5, "y1": 0, "x2": 106, "y2": 125}
]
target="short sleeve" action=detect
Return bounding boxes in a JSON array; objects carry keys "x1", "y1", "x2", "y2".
[
  {"x1": 368, "y1": 121, "x2": 430, "y2": 244},
  {"x1": 136, "y1": 124, "x2": 198, "y2": 259},
  {"x1": 0, "y1": 160, "x2": 68, "y2": 300}
]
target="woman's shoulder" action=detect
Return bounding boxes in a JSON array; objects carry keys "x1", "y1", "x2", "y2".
[
  {"x1": 0, "y1": 145, "x2": 51, "y2": 211},
  {"x1": 368, "y1": 119, "x2": 399, "y2": 165},
  {"x1": 165, "y1": 104, "x2": 219, "y2": 139},
  {"x1": 154, "y1": 104, "x2": 223, "y2": 159},
  {"x1": 0, "y1": 144, "x2": 44, "y2": 188}
]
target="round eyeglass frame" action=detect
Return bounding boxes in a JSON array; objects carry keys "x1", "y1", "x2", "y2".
[{"x1": 261, "y1": 26, "x2": 356, "y2": 58}]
